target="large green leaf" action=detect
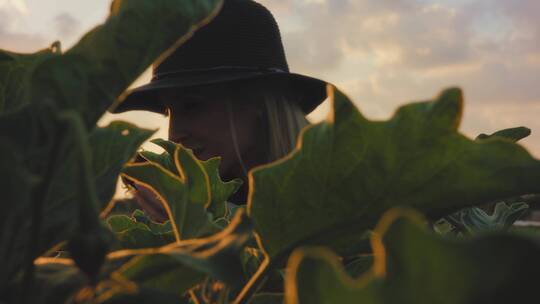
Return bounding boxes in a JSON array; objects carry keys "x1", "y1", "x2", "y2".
[
  {"x1": 106, "y1": 211, "x2": 252, "y2": 299},
  {"x1": 90, "y1": 121, "x2": 155, "y2": 210},
  {"x1": 0, "y1": 42, "x2": 61, "y2": 112},
  {"x1": 26, "y1": 0, "x2": 223, "y2": 127},
  {"x1": 249, "y1": 86, "x2": 540, "y2": 260},
  {"x1": 123, "y1": 139, "x2": 242, "y2": 241},
  {"x1": 0, "y1": 107, "x2": 112, "y2": 284},
  {"x1": 107, "y1": 211, "x2": 175, "y2": 249},
  {"x1": 444, "y1": 201, "x2": 529, "y2": 234},
  {"x1": 285, "y1": 208, "x2": 540, "y2": 304},
  {"x1": 202, "y1": 157, "x2": 243, "y2": 218},
  {"x1": 139, "y1": 139, "x2": 242, "y2": 219},
  {"x1": 122, "y1": 144, "x2": 215, "y2": 241},
  {"x1": 0, "y1": 109, "x2": 151, "y2": 263},
  {"x1": 0, "y1": 140, "x2": 40, "y2": 296}
]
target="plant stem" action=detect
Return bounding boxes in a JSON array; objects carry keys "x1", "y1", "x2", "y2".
[{"x1": 233, "y1": 257, "x2": 270, "y2": 304}]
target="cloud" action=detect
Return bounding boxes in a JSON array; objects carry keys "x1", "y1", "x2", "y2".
[
  {"x1": 255, "y1": 0, "x2": 540, "y2": 155},
  {"x1": 259, "y1": 0, "x2": 539, "y2": 106},
  {"x1": 54, "y1": 12, "x2": 80, "y2": 40},
  {"x1": 0, "y1": 7, "x2": 47, "y2": 52},
  {"x1": 0, "y1": 0, "x2": 29, "y2": 14}
]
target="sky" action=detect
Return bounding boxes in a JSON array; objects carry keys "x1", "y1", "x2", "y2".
[{"x1": 1, "y1": 0, "x2": 539, "y2": 156}]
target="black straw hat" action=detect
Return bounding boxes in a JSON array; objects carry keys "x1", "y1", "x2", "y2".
[{"x1": 112, "y1": 0, "x2": 328, "y2": 114}]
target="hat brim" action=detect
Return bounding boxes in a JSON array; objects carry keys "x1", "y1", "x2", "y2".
[{"x1": 111, "y1": 70, "x2": 327, "y2": 114}]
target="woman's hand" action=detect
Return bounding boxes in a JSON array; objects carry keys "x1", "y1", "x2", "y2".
[{"x1": 132, "y1": 184, "x2": 169, "y2": 223}]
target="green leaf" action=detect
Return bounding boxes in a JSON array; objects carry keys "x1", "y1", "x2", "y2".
[
  {"x1": 109, "y1": 211, "x2": 252, "y2": 298},
  {"x1": 249, "y1": 86, "x2": 540, "y2": 260},
  {"x1": 125, "y1": 139, "x2": 242, "y2": 241},
  {"x1": 90, "y1": 121, "x2": 155, "y2": 210},
  {"x1": 26, "y1": 0, "x2": 223, "y2": 127},
  {"x1": 285, "y1": 208, "x2": 540, "y2": 304},
  {"x1": 0, "y1": 42, "x2": 61, "y2": 112},
  {"x1": 140, "y1": 139, "x2": 242, "y2": 219},
  {"x1": 476, "y1": 126, "x2": 531, "y2": 142},
  {"x1": 202, "y1": 157, "x2": 243, "y2": 218},
  {"x1": 107, "y1": 213, "x2": 175, "y2": 249},
  {"x1": 445, "y1": 202, "x2": 529, "y2": 234},
  {"x1": 108, "y1": 215, "x2": 151, "y2": 233},
  {"x1": 0, "y1": 106, "x2": 110, "y2": 286},
  {"x1": 248, "y1": 293, "x2": 284, "y2": 304},
  {"x1": 122, "y1": 143, "x2": 215, "y2": 241},
  {"x1": 0, "y1": 139, "x2": 40, "y2": 294}
]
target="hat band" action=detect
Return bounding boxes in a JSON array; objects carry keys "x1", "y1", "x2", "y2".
[{"x1": 152, "y1": 66, "x2": 287, "y2": 81}]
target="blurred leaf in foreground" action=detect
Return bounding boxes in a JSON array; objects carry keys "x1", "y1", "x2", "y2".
[
  {"x1": 0, "y1": 42, "x2": 61, "y2": 112},
  {"x1": 286, "y1": 208, "x2": 540, "y2": 304},
  {"x1": 90, "y1": 121, "x2": 155, "y2": 211},
  {"x1": 249, "y1": 85, "x2": 540, "y2": 261},
  {"x1": 104, "y1": 210, "x2": 252, "y2": 300}
]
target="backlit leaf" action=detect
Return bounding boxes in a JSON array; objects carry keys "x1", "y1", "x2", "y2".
[
  {"x1": 249, "y1": 86, "x2": 540, "y2": 260},
  {"x1": 122, "y1": 144, "x2": 215, "y2": 241},
  {"x1": 286, "y1": 208, "x2": 540, "y2": 304},
  {"x1": 108, "y1": 211, "x2": 251, "y2": 298}
]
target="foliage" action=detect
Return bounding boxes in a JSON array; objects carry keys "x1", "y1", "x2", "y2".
[
  {"x1": 249, "y1": 87, "x2": 540, "y2": 262},
  {"x1": 285, "y1": 209, "x2": 540, "y2": 304},
  {"x1": 2, "y1": 0, "x2": 540, "y2": 303},
  {"x1": 436, "y1": 201, "x2": 529, "y2": 235}
]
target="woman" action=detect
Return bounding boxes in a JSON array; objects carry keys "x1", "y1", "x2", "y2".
[{"x1": 113, "y1": 0, "x2": 327, "y2": 218}]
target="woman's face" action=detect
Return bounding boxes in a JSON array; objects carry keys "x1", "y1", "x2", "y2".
[{"x1": 161, "y1": 87, "x2": 266, "y2": 180}]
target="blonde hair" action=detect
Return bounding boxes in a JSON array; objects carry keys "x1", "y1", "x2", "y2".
[
  {"x1": 227, "y1": 80, "x2": 309, "y2": 176},
  {"x1": 262, "y1": 89, "x2": 309, "y2": 161}
]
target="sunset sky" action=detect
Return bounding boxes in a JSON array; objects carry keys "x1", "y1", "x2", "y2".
[{"x1": 1, "y1": 0, "x2": 539, "y2": 156}]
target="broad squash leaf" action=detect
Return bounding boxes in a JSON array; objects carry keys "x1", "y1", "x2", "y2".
[
  {"x1": 249, "y1": 85, "x2": 540, "y2": 260},
  {"x1": 0, "y1": 0, "x2": 221, "y2": 285},
  {"x1": 0, "y1": 107, "x2": 112, "y2": 284},
  {"x1": 131, "y1": 209, "x2": 174, "y2": 234},
  {"x1": 107, "y1": 211, "x2": 252, "y2": 299},
  {"x1": 122, "y1": 143, "x2": 215, "y2": 241},
  {"x1": 444, "y1": 201, "x2": 529, "y2": 234},
  {"x1": 107, "y1": 211, "x2": 175, "y2": 249},
  {"x1": 139, "y1": 139, "x2": 242, "y2": 219},
  {"x1": 0, "y1": 42, "x2": 61, "y2": 112},
  {"x1": 285, "y1": 208, "x2": 540, "y2": 304},
  {"x1": 123, "y1": 139, "x2": 242, "y2": 241},
  {"x1": 202, "y1": 157, "x2": 243, "y2": 218},
  {"x1": 0, "y1": 140, "x2": 40, "y2": 296}
]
